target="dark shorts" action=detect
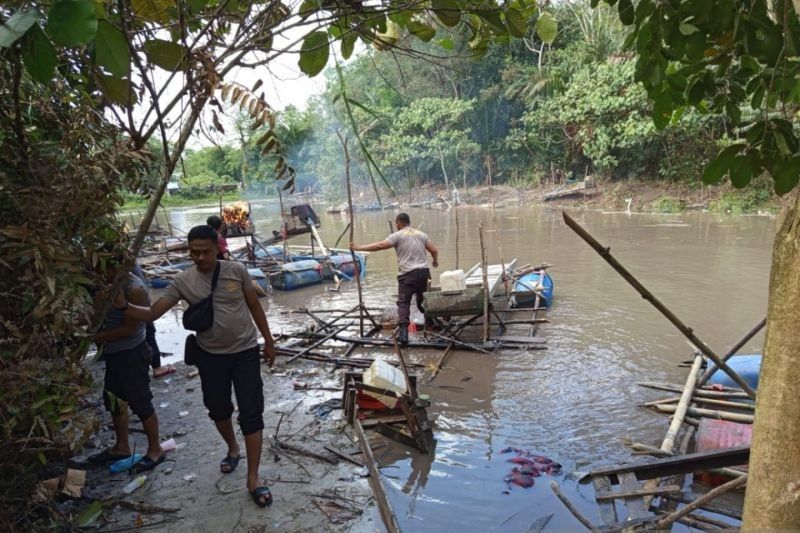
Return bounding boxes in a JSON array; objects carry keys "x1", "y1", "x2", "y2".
[
  {"x1": 195, "y1": 345, "x2": 264, "y2": 435},
  {"x1": 104, "y1": 342, "x2": 155, "y2": 421}
]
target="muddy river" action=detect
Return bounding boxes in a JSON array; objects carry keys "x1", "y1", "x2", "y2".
[{"x1": 147, "y1": 201, "x2": 773, "y2": 531}]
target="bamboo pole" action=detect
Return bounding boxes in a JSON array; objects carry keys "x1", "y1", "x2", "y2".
[
  {"x1": 638, "y1": 382, "x2": 749, "y2": 398},
  {"x1": 652, "y1": 475, "x2": 747, "y2": 530},
  {"x1": 651, "y1": 404, "x2": 755, "y2": 423},
  {"x1": 549, "y1": 481, "x2": 598, "y2": 531},
  {"x1": 339, "y1": 132, "x2": 365, "y2": 337},
  {"x1": 454, "y1": 207, "x2": 460, "y2": 269},
  {"x1": 662, "y1": 355, "x2": 704, "y2": 453},
  {"x1": 697, "y1": 317, "x2": 766, "y2": 386},
  {"x1": 562, "y1": 211, "x2": 757, "y2": 400},
  {"x1": 478, "y1": 223, "x2": 489, "y2": 342}
]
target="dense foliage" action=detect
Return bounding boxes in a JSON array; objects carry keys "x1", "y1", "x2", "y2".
[
  {"x1": 0, "y1": 57, "x2": 148, "y2": 528},
  {"x1": 187, "y1": 0, "x2": 751, "y2": 201}
]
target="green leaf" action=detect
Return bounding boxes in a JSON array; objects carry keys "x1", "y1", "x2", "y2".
[
  {"x1": 407, "y1": 21, "x2": 436, "y2": 42},
  {"x1": 95, "y1": 73, "x2": 136, "y2": 107},
  {"x1": 131, "y1": 0, "x2": 172, "y2": 23},
  {"x1": 75, "y1": 501, "x2": 103, "y2": 528},
  {"x1": 187, "y1": 0, "x2": 208, "y2": 14},
  {"x1": 0, "y1": 7, "x2": 40, "y2": 48},
  {"x1": 772, "y1": 156, "x2": 800, "y2": 195},
  {"x1": 437, "y1": 37, "x2": 455, "y2": 50},
  {"x1": 143, "y1": 39, "x2": 186, "y2": 71},
  {"x1": 729, "y1": 155, "x2": 753, "y2": 188},
  {"x1": 702, "y1": 144, "x2": 745, "y2": 184},
  {"x1": 618, "y1": 0, "x2": 634, "y2": 26},
  {"x1": 21, "y1": 24, "x2": 57, "y2": 83},
  {"x1": 678, "y1": 22, "x2": 700, "y2": 35},
  {"x1": 505, "y1": 8, "x2": 527, "y2": 38},
  {"x1": 46, "y1": 0, "x2": 97, "y2": 47},
  {"x1": 298, "y1": 31, "x2": 329, "y2": 77},
  {"x1": 432, "y1": 0, "x2": 461, "y2": 27},
  {"x1": 652, "y1": 91, "x2": 672, "y2": 129},
  {"x1": 477, "y1": 9, "x2": 507, "y2": 34},
  {"x1": 340, "y1": 31, "x2": 356, "y2": 60},
  {"x1": 298, "y1": 0, "x2": 316, "y2": 20},
  {"x1": 535, "y1": 12, "x2": 557, "y2": 44},
  {"x1": 95, "y1": 21, "x2": 129, "y2": 77}
]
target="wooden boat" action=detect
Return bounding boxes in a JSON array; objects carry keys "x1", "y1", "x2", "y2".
[
  {"x1": 511, "y1": 268, "x2": 554, "y2": 308},
  {"x1": 424, "y1": 261, "x2": 517, "y2": 317}
]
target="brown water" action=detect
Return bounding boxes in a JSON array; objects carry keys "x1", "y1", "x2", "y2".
[{"x1": 152, "y1": 201, "x2": 774, "y2": 530}]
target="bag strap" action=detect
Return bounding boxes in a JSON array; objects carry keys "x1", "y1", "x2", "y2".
[{"x1": 210, "y1": 261, "x2": 221, "y2": 293}]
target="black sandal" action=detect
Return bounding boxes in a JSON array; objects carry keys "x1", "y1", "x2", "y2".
[
  {"x1": 88, "y1": 449, "x2": 132, "y2": 464},
  {"x1": 250, "y1": 486, "x2": 272, "y2": 507},
  {"x1": 220, "y1": 455, "x2": 240, "y2": 474},
  {"x1": 131, "y1": 454, "x2": 165, "y2": 474}
]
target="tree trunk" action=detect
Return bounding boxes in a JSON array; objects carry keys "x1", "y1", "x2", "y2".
[
  {"x1": 742, "y1": 190, "x2": 800, "y2": 528},
  {"x1": 438, "y1": 148, "x2": 449, "y2": 189}
]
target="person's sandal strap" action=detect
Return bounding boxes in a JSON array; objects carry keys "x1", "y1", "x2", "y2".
[{"x1": 250, "y1": 486, "x2": 272, "y2": 507}]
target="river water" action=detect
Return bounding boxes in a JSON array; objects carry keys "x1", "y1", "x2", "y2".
[{"x1": 150, "y1": 200, "x2": 774, "y2": 531}]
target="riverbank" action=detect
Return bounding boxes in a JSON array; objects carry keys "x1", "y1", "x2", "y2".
[{"x1": 390, "y1": 179, "x2": 781, "y2": 216}]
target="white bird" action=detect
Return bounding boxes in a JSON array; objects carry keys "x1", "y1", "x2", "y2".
[{"x1": 625, "y1": 198, "x2": 632, "y2": 215}]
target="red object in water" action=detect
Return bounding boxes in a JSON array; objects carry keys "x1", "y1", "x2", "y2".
[{"x1": 695, "y1": 418, "x2": 751, "y2": 486}]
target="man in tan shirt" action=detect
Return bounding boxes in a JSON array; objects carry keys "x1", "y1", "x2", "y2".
[
  {"x1": 351, "y1": 213, "x2": 439, "y2": 344},
  {"x1": 116, "y1": 225, "x2": 276, "y2": 508}
]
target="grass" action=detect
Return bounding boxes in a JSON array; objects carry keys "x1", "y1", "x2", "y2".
[
  {"x1": 121, "y1": 191, "x2": 242, "y2": 210},
  {"x1": 652, "y1": 196, "x2": 686, "y2": 213},
  {"x1": 708, "y1": 179, "x2": 777, "y2": 215}
]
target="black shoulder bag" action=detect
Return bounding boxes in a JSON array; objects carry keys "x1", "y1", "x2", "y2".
[{"x1": 183, "y1": 262, "x2": 220, "y2": 366}]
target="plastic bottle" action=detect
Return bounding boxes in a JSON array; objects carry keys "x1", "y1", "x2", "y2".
[
  {"x1": 109, "y1": 453, "x2": 143, "y2": 473},
  {"x1": 122, "y1": 475, "x2": 147, "y2": 494}
]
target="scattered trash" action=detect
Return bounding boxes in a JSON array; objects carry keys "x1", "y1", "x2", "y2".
[
  {"x1": 179, "y1": 410, "x2": 189, "y2": 417},
  {"x1": 175, "y1": 442, "x2": 188, "y2": 451},
  {"x1": 183, "y1": 473, "x2": 198, "y2": 482},
  {"x1": 122, "y1": 475, "x2": 147, "y2": 494},
  {"x1": 160, "y1": 438, "x2": 176, "y2": 452},
  {"x1": 187, "y1": 370, "x2": 199, "y2": 379},
  {"x1": 163, "y1": 467, "x2": 174, "y2": 475},
  {"x1": 310, "y1": 398, "x2": 342, "y2": 420},
  {"x1": 164, "y1": 378, "x2": 172, "y2": 385},
  {"x1": 159, "y1": 401, "x2": 169, "y2": 408},
  {"x1": 40, "y1": 468, "x2": 86, "y2": 498},
  {"x1": 109, "y1": 454, "x2": 143, "y2": 473},
  {"x1": 500, "y1": 448, "x2": 562, "y2": 490},
  {"x1": 74, "y1": 500, "x2": 103, "y2": 528}
]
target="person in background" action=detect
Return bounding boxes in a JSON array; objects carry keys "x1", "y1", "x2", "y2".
[
  {"x1": 132, "y1": 263, "x2": 176, "y2": 379},
  {"x1": 351, "y1": 213, "x2": 439, "y2": 345},
  {"x1": 116, "y1": 225, "x2": 276, "y2": 508},
  {"x1": 207, "y1": 215, "x2": 230, "y2": 260},
  {"x1": 90, "y1": 259, "x2": 164, "y2": 472}
]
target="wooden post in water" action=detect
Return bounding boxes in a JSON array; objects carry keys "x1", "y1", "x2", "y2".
[
  {"x1": 454, "y1": 207, "x2": 460, "y2": 270},
  {"x1": 339, "y1": 131, "x2": 365, "y2": 337},
  {"x1": 561, "y1": 211, "x2": 757, "y2": 400},
  {"x1": 479, "y1": 223, "x2": 489, "y2": 342}
]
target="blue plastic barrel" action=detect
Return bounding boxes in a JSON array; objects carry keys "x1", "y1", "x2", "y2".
[
  {"x1": 271, "y1": 259, "x2": 323, "y2": 290},
  {"x1": 707, "y1": 354, "x2": 761, "y2": 391}
]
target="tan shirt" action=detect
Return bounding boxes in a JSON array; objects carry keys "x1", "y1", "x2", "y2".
[
  {"x1": 386, "y1": 227, "x2": 430, "y2": 274},
  {"x1": 162, "y1": 261, "x2": 258, "y2": 354}
]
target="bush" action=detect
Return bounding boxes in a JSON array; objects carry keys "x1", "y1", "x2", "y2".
[
  {"x1": 0, "y1": 62, "x2": 148, "y2": 529},
  {"x1": 652, "y1": 196, "x2": 686, "y2": 213}
]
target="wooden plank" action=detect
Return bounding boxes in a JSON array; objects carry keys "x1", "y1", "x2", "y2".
[
  {"x1": 494, "y1": 335, "x2": 547, "y2": 344},
  {"x1": 353, "y1": 408, "x2": 400, "y2": 533},
  {"x1": 618, "y1": 472, "x2": 649, "y2": 519},
  {"x1": 592, "y1": 476, "x2": 618, "y2": 525},
  {"x1": 587, "y1": 445, "x2": 750, "y2": 485},
  {"x1": 595, "y1": 484, "x2": 682, "y2": 501}
]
